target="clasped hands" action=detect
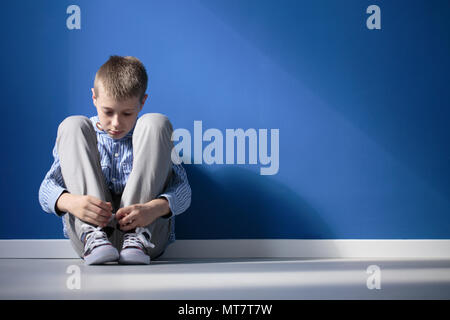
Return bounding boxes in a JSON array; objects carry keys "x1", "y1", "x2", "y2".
[
  {"x1": 116, "y1": 198, "x2": 170, "y2": 231},
  {"x1": 62, "y1": 193, "x2": 170, "y2": 231}
]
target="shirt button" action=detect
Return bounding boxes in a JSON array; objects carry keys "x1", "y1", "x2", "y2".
[{"x1": 114, "y1": 153, "x2": 119, "y2": 157}]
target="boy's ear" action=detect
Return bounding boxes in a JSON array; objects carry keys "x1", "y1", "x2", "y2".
[
  {"x1": 139, "y1": 94, "x2": 148, "y2": 111},
  {"x1": 91, "y1": 88, "x2": 97, "y2": 106}
]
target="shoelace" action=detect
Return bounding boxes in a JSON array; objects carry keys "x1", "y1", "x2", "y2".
[
  {"x1": 122, "y1": 227, "x2": 155, "y2": 250},
  {"x1": 81, "y1": 224, "x2": 111, "y2": 253}
]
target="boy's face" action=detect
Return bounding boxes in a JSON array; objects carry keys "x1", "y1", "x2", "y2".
[{"x1": 92, "y1": 82, "x2": 147, "y2": 140}]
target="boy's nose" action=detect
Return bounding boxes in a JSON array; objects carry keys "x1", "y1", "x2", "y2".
[{"x1": 112, "y1": 116, "x2": 120, "y2": 127}]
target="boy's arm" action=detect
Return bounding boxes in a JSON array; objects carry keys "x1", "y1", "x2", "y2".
[
  {"x1": 157, "y1": 163, "x2": 192, "y2": 218},
  {"x1": 38, "y1": 144, "x2": 69, "y2": 216}
]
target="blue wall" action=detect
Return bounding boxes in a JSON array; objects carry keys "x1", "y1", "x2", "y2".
[{"x1": 0, "y1": 0, "x2": 449, "y2": 239}]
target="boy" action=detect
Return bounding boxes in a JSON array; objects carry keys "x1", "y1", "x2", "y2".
[{"x1": 39, "y1": 56, "x2": 191, "y2": 265}]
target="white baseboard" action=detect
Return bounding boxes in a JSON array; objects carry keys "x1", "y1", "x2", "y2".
[{"x1": 0, "y1": 239, "x2": 449, "y2": 259}]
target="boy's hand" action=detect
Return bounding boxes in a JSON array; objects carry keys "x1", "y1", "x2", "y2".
[
  {"x1": 116, "y1": 204, "x2": 153, "y2": 232},
  {"x1": 116, "y1": 199, "x2": 170, "y2": 232},
  {"x1": 67, "y1": 194, "x2": 113, "y2": 228}
]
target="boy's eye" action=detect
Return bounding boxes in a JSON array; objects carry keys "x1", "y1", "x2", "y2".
[{"x1": 105, "y1": 112, "x2": 132, "y2": 116}]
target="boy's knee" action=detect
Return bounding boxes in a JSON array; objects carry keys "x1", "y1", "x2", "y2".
[
  {"x1": 137, "y1": 113, "x2": 172, "y2": 132},
  {"x1": 58, "y1": 115, "x2": 92, "y2": 135}
]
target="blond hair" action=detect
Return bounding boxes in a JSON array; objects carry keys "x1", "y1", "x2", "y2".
[{"x1": 94, "y1": 55, "x2": 148, "y2": 101}]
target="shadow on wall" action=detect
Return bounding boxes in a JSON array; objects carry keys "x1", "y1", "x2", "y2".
[{"x1": 175, "y1": 165, "x2": 336, "y2": 240}]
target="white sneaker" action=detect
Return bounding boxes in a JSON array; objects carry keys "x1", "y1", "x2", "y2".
[
  {"x1": 81, "y1": 224, "x2": 119, "y2": 265},
  {"x1": 119, "y1": 227, "x2": 155, "y2": 265}
]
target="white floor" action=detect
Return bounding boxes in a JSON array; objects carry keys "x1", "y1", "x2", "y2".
[{"x1": 0, "y1": 258, "x2": 449, "y2": 299}]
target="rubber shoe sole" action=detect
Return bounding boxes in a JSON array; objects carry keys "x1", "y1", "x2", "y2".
[
  {"x1": 84, "y1": 244, "x2": 120, "y2": 265},
  {"x1": 119, "y1": 248, "x2": 150, "y2": 265}
]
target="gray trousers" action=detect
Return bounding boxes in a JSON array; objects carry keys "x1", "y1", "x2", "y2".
[{"x1": 56, "y1": 113, "x2": 174, "y2": 260}]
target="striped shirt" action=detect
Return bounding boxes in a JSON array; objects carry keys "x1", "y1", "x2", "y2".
[{"x1": 38, "y1": 115, "x2": 191, "y2": 244}]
